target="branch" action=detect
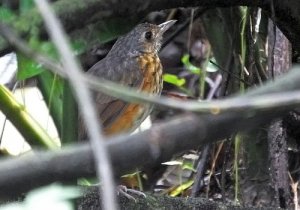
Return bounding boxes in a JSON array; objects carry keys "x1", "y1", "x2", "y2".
[
  {"x1": 0, "y1": 107, "x2": 292, "y2": 198},
  {"x1": 0, "y1": 85, "x2": 59, "y2": 149},
  {"x1": 33, "y1": 0, "x2": 117, "y2": 210},
  {"x1": 2, "y1": 0, "x2": 260, "y2": 34},
  {"x1": 0, "y1": 0, "x2": 299, "y2": 55}
]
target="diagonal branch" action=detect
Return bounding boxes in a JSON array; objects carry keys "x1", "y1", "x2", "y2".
[
  {"x1": 33, "y1": 1, "x2": 117, "y2": 210},
  {"x1": 0, "y1": 107, "x2": 292, "y2": 198}
]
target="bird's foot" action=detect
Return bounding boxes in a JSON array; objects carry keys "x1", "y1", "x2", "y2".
[{"x1": 117, "y1": 185, "x2": 146, "y2": 202}]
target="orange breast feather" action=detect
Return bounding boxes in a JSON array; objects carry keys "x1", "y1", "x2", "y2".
[{"x1": 104, "y1": 54, "x2": 162, "y2": 135}]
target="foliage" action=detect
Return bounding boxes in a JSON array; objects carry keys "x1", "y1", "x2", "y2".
[
  {"x1": 0, "y1": 185, "x2": 80, "y2": 210},
  {"x1": 163, "y1": 73, "x2": 185, "y2": 87},
  {"x1": 181, "y1": 54, "x2": 202, "y2": 75}
]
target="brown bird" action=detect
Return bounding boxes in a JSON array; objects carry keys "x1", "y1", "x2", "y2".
[{"x1": 80, "y1": 20, "x2": 176, "y2": 138}]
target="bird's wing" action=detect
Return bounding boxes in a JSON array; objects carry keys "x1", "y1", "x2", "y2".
[{"x1": 87, "y1": 55, "x2": 143, "y2": 129}]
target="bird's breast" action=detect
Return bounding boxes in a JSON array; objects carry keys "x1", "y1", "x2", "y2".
[
  {"x1": 137, "y1": 53, "x2": 163, "y2": 94},
  {"x1": 102, "y1": 53, "x2": 163, "y2": 135}
]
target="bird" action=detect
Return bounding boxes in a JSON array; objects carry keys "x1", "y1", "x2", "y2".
[{"x1": 79, "y1": 20, "x2": 176, "y2": 139}]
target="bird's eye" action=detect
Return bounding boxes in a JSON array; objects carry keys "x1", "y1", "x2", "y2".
[{"x1": 144, "y1": 31, "x2": 153, "y2": 40}]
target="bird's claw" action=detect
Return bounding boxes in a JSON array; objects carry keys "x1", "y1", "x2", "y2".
[{"x1": 117, "y1": 185, "x2": 146, "y2": 202}]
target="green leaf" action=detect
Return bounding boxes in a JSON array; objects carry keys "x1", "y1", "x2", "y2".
[
  {"x1": 0, "y1": 7, "x2": 16, "y2": 22},
  {"x1": 181, "y1": 54, "x2": 190, "y2": 65},
  {"x1": 182, "y1": 162, "x2": 196, "y2": 172},
  {"x1": 19, "y1": 0, "x2": 34, "y2": 14},
  {"x1": 17, "y1": 53, "x2": 45, "y2": 80},
  {"x1": 121, "y1": 170, "x2": 142, "y2": 177},
  {"x1": 61, "y1": 81, "x2": 78, "y2": 144},
  {"x1": 206, "y1": 58, "x2": 219, "y2": 72},
  {"x1": 0, "y1": 184, "x2": 81, "y2": 210},
  {"x1": 188, "y1": 65, "x2": 201, "y2": 74},
  {"x1": 78, "y1": 178, "x2": 99, "y2": 186},
  {"x1": 181, "y1": 54, "x2": 201, "y2": 74},
  {"x1": 170, "y1": 180, "x2": 194, "y2": 197},
  {"x1": 163, "y1": 74, "x2": 186, "y2": 87},
  {"x1": 71, "y1": 40, "x2": 86, "y2": 55},
  {"x1": 37, "y1": 71, "x2": 64, "y2": 134},
  {"x1": 39, "y1": 42, "x2": 58, "y2": 59},
  {"x1": 17, "y1": 40, "x2": 57, "y2": 80},
  {"x1": 28, "y1": 39, "x2": 58, "y2": 60}
]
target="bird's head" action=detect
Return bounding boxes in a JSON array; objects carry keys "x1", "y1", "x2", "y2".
[{"x1": 108, "y1": 20, "x2": 176, "y2": 56}]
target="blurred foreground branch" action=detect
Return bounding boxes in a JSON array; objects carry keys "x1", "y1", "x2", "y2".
[
  {"x1": 0, "y1": 106, "x2": 292, "y2": 198},
  {"x1": 33, "y1": 0, "x2": 117, "y2": 209}
]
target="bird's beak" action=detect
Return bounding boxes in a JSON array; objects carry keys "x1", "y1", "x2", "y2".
[{"x1": 158, "y1": 20, "x2": 177, "y2": 35}]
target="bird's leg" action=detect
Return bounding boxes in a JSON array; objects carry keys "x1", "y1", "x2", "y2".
[{"x1": 117, "y1": 185, "x2": 146, "y2": 202}]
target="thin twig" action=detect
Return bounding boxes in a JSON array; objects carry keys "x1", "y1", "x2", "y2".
[
  {"x1": 191, "y1": 144, "x2": 210, "y2": 197},
  {"x1": 269, "y1": 0, "x2": 276, "y2": 80},
  {"x1": 209, "y1": 60, "x2": 251, "y2": 86},
  {"x1": 191, "y1": 75, "x2": 222, "y2": 197},
  {"x1": 33, "y1": 1, "x2": 117, "y2": 210},
  {"x1": 205, "y1": 141, "x2": 224, "y2": 198},
  {"x1": 288, "y1": 172, "x2": 299, "y2": 210},
  {"x1": 161, "y1": 8, "x2": 207, "y2": 50}
]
